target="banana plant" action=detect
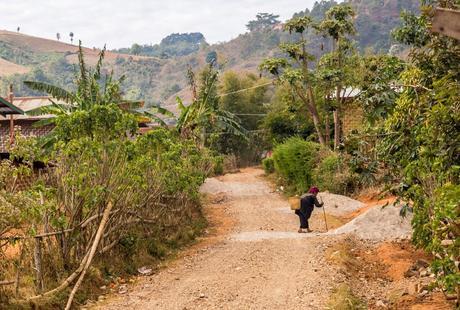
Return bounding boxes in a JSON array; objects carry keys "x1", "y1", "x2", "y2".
[{"x1": 176, "y1": 64, "x2": 247, "y2": 145}]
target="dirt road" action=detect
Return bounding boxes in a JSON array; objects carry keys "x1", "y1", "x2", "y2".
[{"x1": 94, "y1": 168, "x2": 339, "y2": 309}]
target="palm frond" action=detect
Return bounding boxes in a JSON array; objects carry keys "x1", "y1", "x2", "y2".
[
  {"x1": 141, "y1": 111, "x2": 168, "y2": 127},
  {"x1": 149, "y1": 105, "x2": 174, "y2": 118},
  {"x1": 23, "y1": 81, "x2": 75, "y2": 103},
  {"x1": 32, "y1": 117, "x2": 57, "y2": 128},
  {"x1": 37, "y1": 131, "x2": 59, "y2": 151},
  {"x1": 26, "y1": 105, "x2": 67, "y2": 117},
  {"x1": 77, "y1": 41, "x2": 90, "y2": 105},
  {"x1": 215, "y1": 110, "x2": 248, "y2": 140}
]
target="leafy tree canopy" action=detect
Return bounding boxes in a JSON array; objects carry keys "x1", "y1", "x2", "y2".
[{"x1": 246, "y1": 13, "x2": 281, "y2": 32}]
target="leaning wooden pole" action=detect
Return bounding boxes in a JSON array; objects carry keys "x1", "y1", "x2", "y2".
[
  {"x1": 322, "y1": 205, "x2": 328, "y2": 232},
  {"x1": 8, "y1": 84, "x2": 14, "y2": 145},
  {"x1": 65, "y1": 201, "x2": 114, "y2": 310}
]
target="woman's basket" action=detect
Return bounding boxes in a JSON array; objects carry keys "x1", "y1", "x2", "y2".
[{"x1": 288, "y1": 196, "x2": 300, "y2": 210}]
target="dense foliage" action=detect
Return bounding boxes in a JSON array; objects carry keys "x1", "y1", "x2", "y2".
[
  {"x1": 269, "y1": 137, "x2": 356, "y2": 195},
  {"x1": 378, "y1": 0, "x2": 460, "y2": 296},
  {"x1": 272, "y1": 137, "x2": 321, "y2": 194},
  {"x1": 260, "y1": 4, "x2": 359, "y2": 150},
  {"x1": 261, "y1": 86, "x2": 315, "y2": 145},
  {"x1": 114, "y1": 33, "x2": 206, "y2": 58},
  {"x1": 213, "y1": 71, "x2": 271, "y2": 165}
]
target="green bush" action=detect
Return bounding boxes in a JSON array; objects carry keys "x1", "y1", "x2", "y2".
[
  {"x1": 313, "y1": 153, "x2": 356, "y2": 195},
  {"x1": 272, "y1": 137, "x2": 320, "y2": 194},
  {"x1": 212, "y1": 155, "x2": 224, "y2": 176},
  {"x1": 262, "y1": 157, "x2": 275, "y2": 174}
]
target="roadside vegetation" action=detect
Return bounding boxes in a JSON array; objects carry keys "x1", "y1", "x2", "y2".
[
  {"x1": 261, "y1": 0, "x2": 459, "y2": 303},
  {"x1": 0, "y1": 46, "x2": 216, "y2": 309}
]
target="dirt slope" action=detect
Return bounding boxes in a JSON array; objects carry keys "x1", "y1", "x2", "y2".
[
  {"x1": 0, "y1": 58, "x2": 29, "y2": 76},
  {"x1": 93, "y1": 168, "x2": 338, "y2": 309},
  {"x1": 0, "y1": 30, "x2": 159, "y2": 66}
]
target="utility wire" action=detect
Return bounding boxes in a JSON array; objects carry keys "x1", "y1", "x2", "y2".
[{"x1": 217, "y1": 81, "x2": 274, "y2": 98}]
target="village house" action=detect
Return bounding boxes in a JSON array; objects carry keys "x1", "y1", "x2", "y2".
[{"x1": 0, "y1": 92, "x2": 56, "y2": 156}]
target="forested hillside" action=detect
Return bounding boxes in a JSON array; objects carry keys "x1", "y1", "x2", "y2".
[{"x1": 0, "y1": 0, "x2": 419, "y2": 106}]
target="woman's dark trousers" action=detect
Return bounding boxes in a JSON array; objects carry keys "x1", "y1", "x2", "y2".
[{"x1": 295, "y1": 206, "x2": 313, "y2": 229}]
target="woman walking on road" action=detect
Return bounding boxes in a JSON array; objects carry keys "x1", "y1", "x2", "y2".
[{"x1": 295, "y1": 186, "x2": 324, "y2": 233}]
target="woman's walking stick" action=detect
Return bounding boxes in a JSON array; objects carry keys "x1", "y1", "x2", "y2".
[{"x1": 319, "y1": 195, "x2": 328, "y2": 232}]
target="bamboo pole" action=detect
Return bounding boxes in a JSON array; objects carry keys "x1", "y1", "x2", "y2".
[{"x1": 65, "y1": 201, "x2": 114, "y2": 310}]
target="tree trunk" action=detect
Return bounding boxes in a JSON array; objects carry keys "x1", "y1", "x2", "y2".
[
  {"x1": 333, "y1": 109, "x2": 340, "y2": 150},
  {"x1": 34, "y1": 237, "x2": 44, "y2": 293},
  {"x1": 306, "y1": 87, "x2": 326, "y2": 147},
  {"x1": 333, "y1": 83, "x2": 342, "y2": 151},
  {"x1": 325, "y1": 94, "x2": 331, "y2": 146}
]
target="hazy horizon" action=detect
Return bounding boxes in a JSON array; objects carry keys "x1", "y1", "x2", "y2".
[{"x1": 1, "y1": 0, "x2": 320, "y2": 49}]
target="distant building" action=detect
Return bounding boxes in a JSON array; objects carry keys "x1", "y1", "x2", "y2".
[
  {"x1": 0, "y1": 95, "x2": 56, "y2": 154},
  {"x1": 329, "y1": 87, "x2": 364, "y2": 136}
]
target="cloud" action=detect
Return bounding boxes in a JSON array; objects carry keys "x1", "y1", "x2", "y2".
[{"x1": 0, "y1": 0, "x2": 317, "y2": 48}]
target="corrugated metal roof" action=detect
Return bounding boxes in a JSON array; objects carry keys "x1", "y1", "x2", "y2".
[
  {"x1": 0, "y1": 96, "x2": 63, "y2": 121},
  {"x1": 0, "y1": 96, "x2": 24, "y2": 116}
]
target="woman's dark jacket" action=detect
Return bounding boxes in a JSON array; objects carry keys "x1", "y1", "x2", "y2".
[{"x1": 299, "y1": 193, "x2": 323, "y2": 216}]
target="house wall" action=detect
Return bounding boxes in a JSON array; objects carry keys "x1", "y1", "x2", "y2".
[
  {"x1": 0, "y1": 120, "x2": 54, "y2": 153},
  {"x1": 342, "y1": 101, "x2": 364, "y2": 135}
]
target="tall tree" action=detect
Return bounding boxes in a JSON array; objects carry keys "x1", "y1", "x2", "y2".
[
  {"x1": 260, "y1": 15, "x2": 326, "y2": 146},
  {"x1": 246, "y1": 13, "x2": 281, "y2": 32},
  {"x1": 69, "y1": 32, "x2": 74, "y2": 44},
  {"x1": 56, "y1": 32, "x2": 61, "y2": 41},
  {"x1": 317, "y1": 5, "x2": 357, "y2": 149},
  {"x1": 260, "y1": 4, "x2": 359, "y2": 149},
  {"x1": 131, "y1": 43, "x2": 142, "y2": 55}
]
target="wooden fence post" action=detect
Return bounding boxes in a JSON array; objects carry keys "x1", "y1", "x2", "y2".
[
  {"x1": 14, "y1": 243, "x2": 24, "y2": 297},
  {"x1": 34, "y1": 237, "x2": 44, "y2": 293}
]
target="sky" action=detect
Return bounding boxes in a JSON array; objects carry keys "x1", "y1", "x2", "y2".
[{"x1": 0, "y1": 0, "x2": 318, "y2": 49}]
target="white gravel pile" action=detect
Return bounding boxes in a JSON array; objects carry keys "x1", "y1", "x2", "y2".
[
  {"x1": 318, "y1": 192, "x2": 365, "y2": 217},
  {"x1": 332, "y1": 204, "x2": 412, "y2": 241}
]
